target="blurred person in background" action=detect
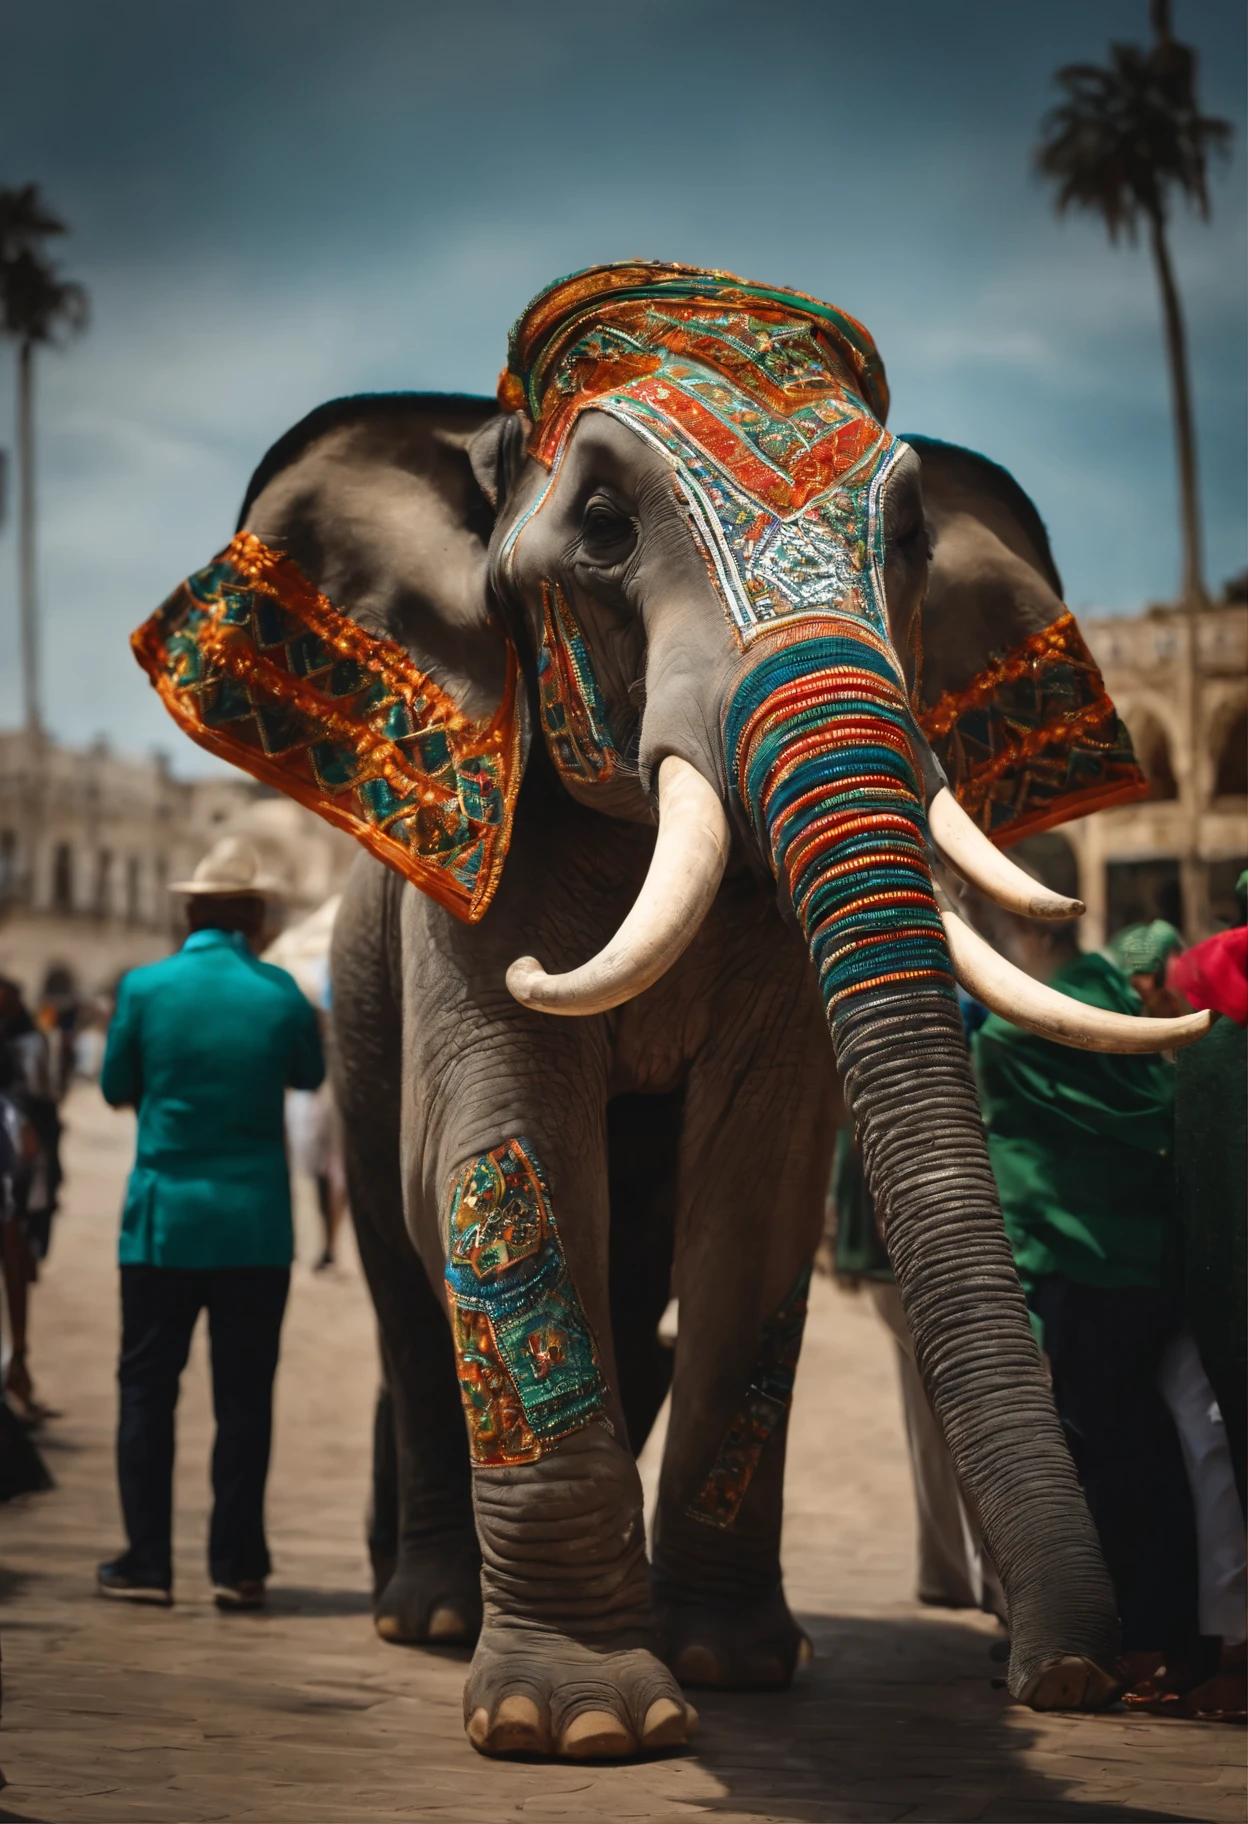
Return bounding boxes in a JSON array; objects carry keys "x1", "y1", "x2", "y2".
[
  {"x1": 285, "y1": 1082, "x2": 345, "y2": 1271},
  {"x1": 263, "y1": 895, "x2": 346, "y2": 1273},
  {"x1": 971, "y1": 897, "x2": 1203, "y2": 1699},
  {"x1": 1157, "y1": 871, "x2": 1248, "y2": 1721},
  {"x1": 1107, "y1": 913, "x2": 1247, "y2": 1719},
  {"x1": 97, "y1": 837, "x2": 323, "y2": 1611},
  {"x1": 0, "y1": 976, "x2": 63, "y2": 1425},
  {"x1": 73, "y1": 998, "x2": 114, "y2": 1083},
  {"x1": 1109, "y1": 919, "x2": 1188, "y2": 1018},
  {"x1": 0, "y1": 1077, "x2": 52, "y2": 1500}
]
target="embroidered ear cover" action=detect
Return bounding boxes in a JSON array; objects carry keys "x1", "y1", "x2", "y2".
[
  {"x1": 916, "y1": 611, "x2": 1147, "y2": 844},
  {"x1": 131, "y1": 533, "x2": 521, "y2": 922},
  {"x1": 500, "y1": 260, "x2": 1144, "y2": 846}
]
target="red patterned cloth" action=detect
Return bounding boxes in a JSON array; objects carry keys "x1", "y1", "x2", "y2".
[{"x1": 1168, "y1": 928, "x2": 1248, "y2": 1027}]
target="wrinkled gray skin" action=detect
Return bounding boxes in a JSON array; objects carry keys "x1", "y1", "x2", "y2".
[{"x1": 242, "y1": 396, "x2": 1117, "y2": 1760}]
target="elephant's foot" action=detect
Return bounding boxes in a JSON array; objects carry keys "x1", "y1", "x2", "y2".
[
  {"x1": 1017, "y1": 1654, "x2": 1122, "y2": 1711},
  {"x1": 464, "y1": 1425, "x2": 694, "y2": 1759},
  {"x1": 464, "y1": 1626, "x2": 696, "y2": 1759},
  {"x1": 373, "y1": 1552, "x2": 482, "y2": 1648},
  {"x1": 655, "y1": 1582, "x2": 810, "y2": 1690}
]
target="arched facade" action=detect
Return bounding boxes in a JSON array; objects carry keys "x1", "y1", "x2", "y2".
[
  {"x1": 1213, "y1": 706, "x2": 1247, "y2": 800},
  {"x1": 1064, "y1": 603, "x2": 1248, "y2": 945},
  {"x1": 1124, "y1": 706, "x2": 1179, "y2": 802}
]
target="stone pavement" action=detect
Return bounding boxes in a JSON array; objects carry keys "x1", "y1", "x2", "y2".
[{"x1": 0, "y1": 1085, "x2": 1241, "y2": 1823}]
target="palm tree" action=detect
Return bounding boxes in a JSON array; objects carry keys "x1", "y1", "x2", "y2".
[
  {"x1": 0, "y1": 186, "x2": 89, "y2": 734},
  {"x1": 1035, "y1": 1, "x2": 1231, "y2": 608}
]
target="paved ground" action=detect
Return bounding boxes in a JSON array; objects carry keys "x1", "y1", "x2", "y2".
[{"x1": 0, "y1": 1085, "x2": 1241, "y2": 1823}]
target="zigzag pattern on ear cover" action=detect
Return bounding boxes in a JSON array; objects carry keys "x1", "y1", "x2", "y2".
[
  {"x1": 916, "y1": 610, "x2": 1148, "y2": 846},
  {"x1": 131, "y1": 532, "x2": 522, "y2": 923}
]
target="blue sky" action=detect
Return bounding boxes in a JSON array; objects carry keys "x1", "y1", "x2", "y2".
[{"x1": 1, "y1": 0, "x2": 1244, "y2": 771}]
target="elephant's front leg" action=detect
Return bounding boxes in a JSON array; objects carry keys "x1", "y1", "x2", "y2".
[
  {"x1": 652, "y1": 946, "x2": 837, "y2": 1691},
  {"x1": 409, "y1": 1003, "x2": 694, "y2": 1762}
]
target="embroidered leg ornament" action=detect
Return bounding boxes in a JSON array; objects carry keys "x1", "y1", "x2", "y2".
[
  {"x1": 444, "y1": 1138, "x2": 608, "y2": 1464},
  {"x1": 444, "y1": 1139, "x2": 695, "y2": 1758}
]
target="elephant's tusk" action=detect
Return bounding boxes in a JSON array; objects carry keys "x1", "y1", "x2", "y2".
[
  {"x1": 928, "y1": 788, "x2": 1084, "y2": 921},
  {"x1": 937, "y1": 891, "x2": 1212, "y2": 1053},
  {"x1": 506, "y1": 755, "x2": 731, "y2": 1017}
]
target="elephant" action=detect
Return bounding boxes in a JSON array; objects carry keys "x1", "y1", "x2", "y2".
[{"x1": 132, "y1": 262, "x2": 1210, "y2": 1763}]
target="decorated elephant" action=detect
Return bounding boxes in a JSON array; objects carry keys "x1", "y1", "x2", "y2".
[{"x1": 132, "y1": 263, "x2": 1210, "y2": 1762}]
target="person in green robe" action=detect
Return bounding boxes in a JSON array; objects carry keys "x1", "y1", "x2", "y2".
[{"x1": 971, "y1": 915, "x2": 1197, "y2": 1662}]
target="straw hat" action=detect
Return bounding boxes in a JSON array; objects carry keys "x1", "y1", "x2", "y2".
[{"x1": 170, "y1": 836, "x2": 282, "y2": 897}]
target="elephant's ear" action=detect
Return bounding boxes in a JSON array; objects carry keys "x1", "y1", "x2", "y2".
[
  {"x1": 906, "y1": 436, "x2": 1148, "y2": 847},
  {"x1": 131, "y1": 394, "x2": 524, "y2": 923}
]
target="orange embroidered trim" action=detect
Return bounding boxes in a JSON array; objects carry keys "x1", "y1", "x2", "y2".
[
  {"x1": 919, "y1": 610, "x2": 1088, "y2": 739},
  {"x1": 917, "y1": 608, "x2": 1149, "y2": 842},
  {"x1": 132, "y1": 533, "x2": 522, "y2": 924}
]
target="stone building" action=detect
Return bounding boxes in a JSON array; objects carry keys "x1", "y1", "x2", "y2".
[
  {"x1": 1063, "y1": 598, "x2": 1248, "y2": 948},
  {"x1": 0, "y1": 732, "x2": 356, "y2": 1003}
]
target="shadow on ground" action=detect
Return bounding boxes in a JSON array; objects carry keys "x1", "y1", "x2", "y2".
[
  {"x1": 684, "y1": 1610, "x2": 1207, "y2": 1823},
  {"x1": 262, "y1": 1584, "x2": 374, "y2": 1619}
]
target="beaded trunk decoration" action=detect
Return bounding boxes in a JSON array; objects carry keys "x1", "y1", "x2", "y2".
[
  {"x1": 917, "y1": 610, "x2": 1148, "y2": 844},
  {"x1": 536, "y1": 582, "x2": 621, "y2": 784},
  {"x1": 444, "y1": 1138, "x2": 608, "y2": 1466},
  {"x1": 726, "y1": 631, "x2": 954, "y2": 1017},
  {"x1": 131, "y1": 534, "x2": 521, "y2": 923},
  {"x1": 689, "y1": 1268, "x2": 811, "y2": 1529}
]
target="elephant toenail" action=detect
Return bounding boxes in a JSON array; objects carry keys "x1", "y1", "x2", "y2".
[
  {"x1": 641, "y1": 1696, "x2": 694, "y2": 1749},
  {"x1": 1020, "y1": 1654, "x2": 1121, "y2": 1712},
  {"x1": 796, "y1": 1634, "x2": 814, "y2": 1667},
  {"x1": 374, "y1": 1614, "x2": 404, "y2": 1642},
  {"x1": 671, "y1": 1644, "x2": 721, "y2": 1686},
  {"x1": 557, "y1": 1708, "x2": 636, "y2": 1759},
  {"x1": 466, "y1": 1706, "x2": 491, "y2": 1750},
  {"x1": 487, "y1": 1694, "x2": 547, "y2": 1755},
  {"x1": 427, "y1": 1604, "x2": 468, "y2": 1641}
]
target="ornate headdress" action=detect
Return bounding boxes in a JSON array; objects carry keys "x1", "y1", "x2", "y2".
[{"x1": 500, "y1": 261, "x2": 901, "y2": 664}]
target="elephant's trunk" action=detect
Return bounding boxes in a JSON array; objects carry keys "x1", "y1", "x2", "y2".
[{"x1": 724, "y1": 628, "x2": 1119, "y2": 1696}]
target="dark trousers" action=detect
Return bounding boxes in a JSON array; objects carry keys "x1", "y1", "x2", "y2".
[
  {"x1": 117, "y1": 1265, "x2": 289, "y2": 1588},
  {"x1": 1030, "y1": 1276, "x2": 1199, "y2": 1654}
]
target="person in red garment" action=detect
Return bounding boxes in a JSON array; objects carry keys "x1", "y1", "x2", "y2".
[{"x1": 1157, "y1": 873, "x2": 1248, "y2": 1722}]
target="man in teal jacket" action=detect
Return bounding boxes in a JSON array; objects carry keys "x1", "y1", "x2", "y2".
[{"x1": 98, "y1": 838, "x2": 324, "y2": 1609}]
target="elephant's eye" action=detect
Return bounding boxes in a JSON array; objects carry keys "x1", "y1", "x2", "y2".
[
  {"x1": 581, "y1": 495, "x2": 637, "y2": 565},
  {"x1": 888, "y1": 516, "x2": 932, "y2": 562}
]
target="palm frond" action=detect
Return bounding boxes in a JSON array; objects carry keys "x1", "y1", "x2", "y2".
[
  {"x1": 0, "y1": 183, "x2": 68, "y2": 265},
  {"x1": 1034, "y1": 30, "x2": 1232, "y2": 240},
  {"x1": 1, "y1": 248, "x2": 89, "y2": 345}
]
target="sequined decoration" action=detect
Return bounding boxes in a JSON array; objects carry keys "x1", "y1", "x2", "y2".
[
  {"x1": 725, "y1": 629, "x2": 954, "y2": 1017},
  {"x1": 444, "y1": 1138, "x2": 608, "y2": 1467},
  {"x1": 537, "y1": 582, "x2": 621, "y2": 784},
  {"x1": 130, "y1": 533, "x2": 521, "y2": 924},
  {"x1": 688, "y1": 1268, "x2": 812, "y2": 1529},
  {"x1": 918, "y1": 611, "x2": 1148, "y2": 844},
  {"x1": 499, "y1": 262, "x2": 902, "y2": 657}
]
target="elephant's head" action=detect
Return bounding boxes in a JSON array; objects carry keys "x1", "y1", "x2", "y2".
[{"x1": 462, "y1": 266, "x2": 1200, "y2": 1058}]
